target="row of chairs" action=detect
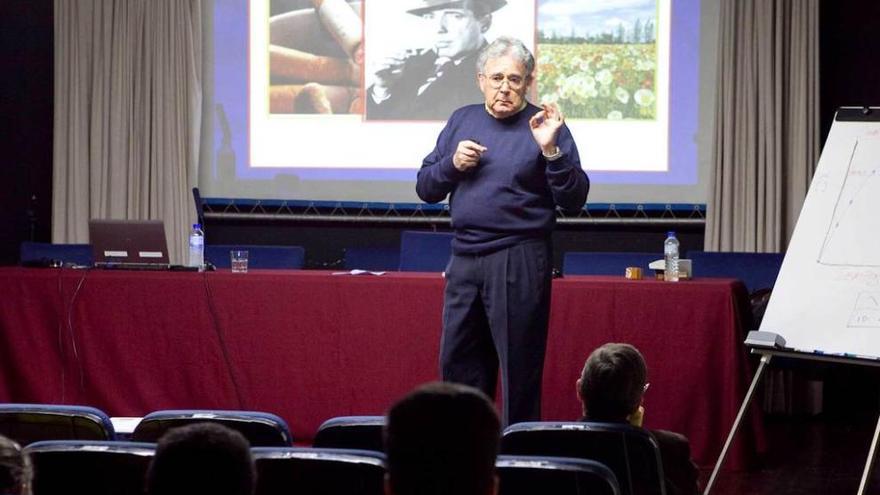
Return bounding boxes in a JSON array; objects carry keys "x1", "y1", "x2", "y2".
[
  {"x1": 345, "y1": 232, "x2": 787, "y2": 294},
  {"x1": 20, "y1": 235, "x2": 784, "y2": 292},
  {"x1": 1, "y1": 405, "x2": 658, "y2": 495},
  {"x1": 562, "y1": 250, "x2": 785, "y2": 294},
  {"x1": 18, "y1": 234, "x2": 426, "y2": 271},
  {"x1": 388, "y1": 232, "x2": 786, "y2": 295},
  {"x1": 25, "y1": 440, "x2": 620, "y2": 495},
  {"x1": 0, "y1": 405, "x2": 293, "y2": 446},
  {"x1": 18, "y1": 241, "x2": 307, "y2": 270}
]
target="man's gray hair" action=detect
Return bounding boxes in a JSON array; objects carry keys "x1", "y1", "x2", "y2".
[{"x1": 476, "y1": 36, "x2": 535, "y2": 79}]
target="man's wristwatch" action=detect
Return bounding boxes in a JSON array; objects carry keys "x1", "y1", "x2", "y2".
[{"x1": 542, "y1": 146, "x2": 563, "y2": 161}]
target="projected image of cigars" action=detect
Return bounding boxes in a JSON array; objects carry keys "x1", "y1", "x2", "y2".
[{"x1": 269, "y1": 0, "x2": 364, "y2": 115}]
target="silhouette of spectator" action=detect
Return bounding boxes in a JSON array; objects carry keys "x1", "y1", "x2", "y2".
[
  {"x1": 385, "y1": 382, "x2": 500, "y2": 495},
  {"x1": 578, "y1": 343, "x2": 699, "y2": 495},
  {"x1": 0, "y1": 435, "x2": 31, "y2": 495},
  {"x1": 146, "y1": 423, "x2": 256, "y2": 495}
]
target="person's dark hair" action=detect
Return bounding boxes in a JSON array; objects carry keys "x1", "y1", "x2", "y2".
[
  {"x1": 385, "y1": 382, "x2": 500, "y2": 495},
  {"x1": 146, "y1": 422, "x2": 255, "y2": 495},
  {"x1": 476, "y1": 36, "x2": 535, "y2": 79},
  {"x1": 0, "y1": 435, "x2": 31, "y2": 495},
  {"x1": 579, "y1": 343, "x2": 647, "y2": 422}
]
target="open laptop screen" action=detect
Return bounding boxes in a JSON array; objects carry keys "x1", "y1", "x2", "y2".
[{"x1": 89, "y1": 219, "x2": 170, "y2": 268}]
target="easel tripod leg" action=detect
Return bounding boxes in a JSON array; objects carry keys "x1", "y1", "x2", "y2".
[
  {"x1": 703, "y1": 353, "x2": 772, "y2": 495},
  {"x1": 856, "y1": 410, "x2": 880, "y2": 495}
]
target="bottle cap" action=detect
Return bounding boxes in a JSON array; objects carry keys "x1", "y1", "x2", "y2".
[
  {"x1": 193, "y1": 223, "x2": 202, "y2": 229},
  {"x1": 667, "y1": 231, "x2": 675, "y2": 237}
]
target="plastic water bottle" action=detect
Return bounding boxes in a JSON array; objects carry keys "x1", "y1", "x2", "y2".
[
  {"x1": 188, "y1": 223, "x2": 204, "y2": 270},
  {"x1": 664, "y1": 231, "x2": 679, "y2": 282}
]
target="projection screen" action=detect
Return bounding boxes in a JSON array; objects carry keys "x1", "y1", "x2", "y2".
[{"x1": 198, "y1": 0, "x2": 720, "y2": 205}]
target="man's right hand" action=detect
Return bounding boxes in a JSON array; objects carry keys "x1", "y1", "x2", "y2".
[
  {"x1": 453, "y1": 140, "x2": 487, "y2": 172},
  {"x1": 371, "y1": 49, "x2": 419, "y2": 92}
]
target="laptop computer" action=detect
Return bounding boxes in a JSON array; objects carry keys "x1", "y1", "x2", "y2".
[{"x1": 89, "y1": 219, "x2": 171, "y2": 270}]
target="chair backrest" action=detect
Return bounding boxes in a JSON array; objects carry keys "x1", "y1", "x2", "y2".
[
  {"x1": 313, "y1": 416, "x2": 385, "y2": 452},
  {"x1": 24, "y1": 440, "x2": 154, "y2": 495},
  {"x1": 19, "y1": 241, "x2": 94, "y2": 267},
  {"x1": 500, "y1": 422, "x2": 665, "y2": 495},
  {"x1": 562, "y1": 252, "x2": 658, "y2": 276},
  {"x1": 0, "y1": 404, "x2": 115, "y2": 445},
  {"x1": 687, "y1": 251, "x2": 784, "y2": 293},
  {"x1": 251, "y1": 447, "x2": 385, "y2": 495},
  {"x1": 192, "y1": 187, "x2": 205, "y2": 227},
  {"x1": 343, "y1": 247, "x2": 400, "y2": 271},
  {"x1": 398, "y1": 231, "x2": 454, "y2": 272},
  {"x1": 205, "y1": 245, "x2": 305, "y2": 269},
  {"x1": 131, "y1": 410, "x2": 293, "y2": 446},
  {"x1": 497, "y1": 455, "x2": 621, "y2": 495}
]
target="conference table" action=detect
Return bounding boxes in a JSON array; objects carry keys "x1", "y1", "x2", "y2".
[{"x1": 0, "y1": 267, "x2": 763, "y2": 468}]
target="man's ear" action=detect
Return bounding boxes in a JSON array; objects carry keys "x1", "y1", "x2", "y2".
[{"x1": 479, "y1": 14, "x2": 492, "y2": 33}]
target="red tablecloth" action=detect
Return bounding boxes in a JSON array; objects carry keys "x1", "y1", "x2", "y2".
[{"x1": 0, "y1": 267, "x2": 763, "y2": 468}]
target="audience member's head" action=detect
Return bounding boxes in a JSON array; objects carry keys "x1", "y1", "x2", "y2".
[
  {"x1": 146, "y1": 422, "x2": 255, "y2": 495},
  {"x1": 578, "y1": 343, "x2": 648, "y2": 423},
  {"x1": 385, "y1": 382, "x2": 500, "y2": 495},
  {"x1": 0, "y1": 435, "x2": 31, "y2": 495}
]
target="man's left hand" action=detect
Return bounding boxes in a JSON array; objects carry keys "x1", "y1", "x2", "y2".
[{"x1": 528, "y1": 103, "x2": 564, "y2": 155}]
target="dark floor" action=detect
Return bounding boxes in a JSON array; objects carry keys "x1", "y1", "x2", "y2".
[{"x1": 701, "y1": 414, "x2": 880, "y2": 495}]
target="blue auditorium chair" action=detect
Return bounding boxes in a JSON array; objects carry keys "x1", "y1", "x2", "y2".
[
  {"x1": 25, "y1": 440, "x2": 154, "y2": 495},
  {"x1": 312, "y1": 416, "x2": 385, "y2": 452},
  {"x1": 687, "y1": 251, "x2": 784, "y2": 294},
  {"x1": 501, "y1": 422, "x2": 665, "y2": 495},
  {"x1": 252, "y1": 447, "x2": 385, "y2": 495},
  {"x1": 205, "y1": 245, "x2": 305, "y2": 270},
  {"x1": 343, "y1": 247, "x2": 400, "y2": 271},
  {"x1": 497, "y1": 455, "x2": 621, "y2": 495},
  {"x1": 562, "y1": 252, "x2": 658, "y2": 276},
  {"x1": 131, "y1": 410, "x2": 293, "y2": 447},
  {"x1": 0, "y1": 404, "x2": 115, "y2": 445},
  {"x1": 19, "y1": 241, "x2": 94, "y2": 267},
  {"x1": 192, "y1": 187, "x2": 205, "y2": 227},
  {"x1": 398, "y1": 230, "x2": 454, "y2": 272}
]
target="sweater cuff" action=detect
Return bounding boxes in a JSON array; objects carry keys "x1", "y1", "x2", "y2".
[
  {"x1": 439, "y1": 155, "x2": 467, "y2": 182},
  {"x1": 546, "y1": 153, "x2": 573, "y2": 173}
]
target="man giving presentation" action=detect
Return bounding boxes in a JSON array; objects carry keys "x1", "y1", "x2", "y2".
[{"x1": 416, "y1": 36, "x2": 589, "y2": 425}]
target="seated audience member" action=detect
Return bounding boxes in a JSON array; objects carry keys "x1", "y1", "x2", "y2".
[
  {"x1": 385, "y1": 381, "x2": 501, "y2": 495},
  {"x1": 0, "y1": 436, "x2": 31, "y2": 495},
  {"x1": 578, "y1": 343, "x2": 699, "y2": 495},
  {"x1": 146, "y1": 423, "x2": 255, "y2": 495}
]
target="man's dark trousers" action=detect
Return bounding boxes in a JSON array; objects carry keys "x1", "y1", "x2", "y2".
[{"x1": 440, "y1": 239, "x2": 552, "y2": 426}]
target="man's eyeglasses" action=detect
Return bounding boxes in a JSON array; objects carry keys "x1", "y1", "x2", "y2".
[{"x1": 482, "y1": 73, "x2": 526, "y2": 90}]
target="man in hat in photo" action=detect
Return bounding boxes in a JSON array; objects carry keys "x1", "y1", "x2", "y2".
[{"x1": 366, "y1": 0, "x2": 507, "y2": 121}]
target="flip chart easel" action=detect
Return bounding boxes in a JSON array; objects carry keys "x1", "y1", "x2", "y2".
[{"x1": 705, "y1": 107, "x2": 880, "y2": 495}]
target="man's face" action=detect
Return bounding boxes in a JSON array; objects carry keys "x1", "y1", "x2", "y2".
[
  {"x1": 478, "y1": 54, "x2": 531, "y2": 118},
  {"x1": 422, "y1": 9, "x2": 485, "y2": 59}
]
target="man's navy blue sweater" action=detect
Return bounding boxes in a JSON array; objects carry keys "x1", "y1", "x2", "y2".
[{"x1": 416, "y1": 103, "x2": 590, "y2": 254}]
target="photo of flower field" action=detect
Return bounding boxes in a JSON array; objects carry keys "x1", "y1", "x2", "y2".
[{"x1": 537, "y1": 0, "x2": 658, "y2": 121}]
